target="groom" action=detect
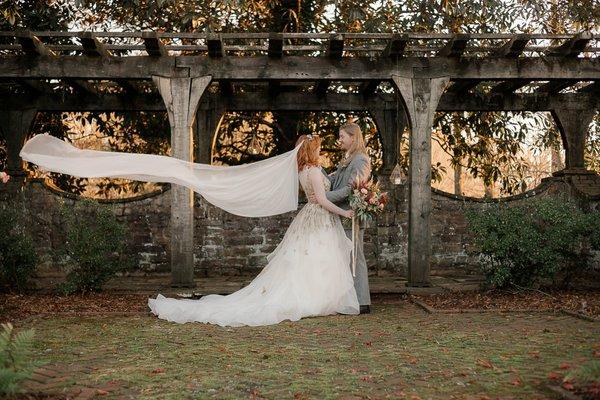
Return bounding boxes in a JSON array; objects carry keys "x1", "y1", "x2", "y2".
[{"x1": 308, "y1": 123, "x2": 372, "y2": 314}]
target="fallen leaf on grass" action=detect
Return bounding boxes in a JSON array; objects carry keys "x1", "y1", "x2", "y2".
[
  {"x1": 562, "y1": 381, "x2": 575, "y2": 390},
  {"x1": 547, "y1": 371, "x2": 562, "y2": 381},
  {"x1": 476, "y1": 359, "x2": 494, "y2": 369},
  {"x1": 151, "y1": 368, "x2": 165, "y2": 374}
]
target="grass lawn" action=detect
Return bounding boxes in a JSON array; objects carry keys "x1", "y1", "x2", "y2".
[{"x1": 14, "y1": 296, "x2": 598, "y2": 399}]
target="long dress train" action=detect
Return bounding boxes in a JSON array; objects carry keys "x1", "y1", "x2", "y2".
[{"x1": 147, "y1": 166, "x2": 360, "y2": 326}]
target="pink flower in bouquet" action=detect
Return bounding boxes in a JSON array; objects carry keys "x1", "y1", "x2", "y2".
[
  {"x1": 349, "y1": 176, "x2": 389, "y2": 224},
  {"x1": 0, "y1": 171, "x2": 10, "y2": 184}
]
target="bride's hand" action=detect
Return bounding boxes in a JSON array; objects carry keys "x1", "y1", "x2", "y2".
[{"x1": 343, "y1": 209, "x2": 354, "y2": 218}]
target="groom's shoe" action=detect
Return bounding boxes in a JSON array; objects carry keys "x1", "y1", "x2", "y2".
[{"x1": 359, "y1": 305, "x2": 371, "y2": 314}]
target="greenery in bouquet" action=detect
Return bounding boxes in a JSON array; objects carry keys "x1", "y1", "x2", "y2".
[{"x1": 348, "y1": 176, "x2": 388, "y2": 224}]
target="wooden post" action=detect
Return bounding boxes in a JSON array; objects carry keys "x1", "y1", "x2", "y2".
[
  {"x1": 0, "y1": 108, "x2": 37, "y2": 193},
  {"x1": 370, "y1": 107, "x2": 407, "y2": 174},
  {"x1": 152, "y1": 75, "x2": 212, "y2": 287},
  {"x1": 195, "y1": 106, "x2": 224, "y2": 164},
  {"x1": 391, "y1": 75, "x2": 450, "y2": 287},
  {"x1": 551, "y1": 108, "x2": 596, "y2": 174}
]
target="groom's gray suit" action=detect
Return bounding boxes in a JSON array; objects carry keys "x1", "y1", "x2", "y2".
[{"x1": 320, "y1": 154, "x2": 371, "y2": 306}]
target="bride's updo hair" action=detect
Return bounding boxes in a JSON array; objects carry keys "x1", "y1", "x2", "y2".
[{"x1": 296, "y1": 134, "x2": 322, "y2": 171}]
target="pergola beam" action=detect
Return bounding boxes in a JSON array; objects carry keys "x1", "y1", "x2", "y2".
[
  {"x1": 80, "y1": 32, "x2": 112, "y2": 57},
  {"x1": 545, "y1": 32, "x2": 592, "y2": 58},
  {"x1": 437, "y1": 34, "x2": 470, "y2": 57},
  {"x1": 268, "y1": 32, "x2": 283, "y2": 58},
  {"x1": 142, "y1": 31, "x2": 168, "y2": 57},
  {"x1": 490, "y1": 34, "x2": 529, "y2": 58},
  {"x1": 207, "y1": 33, "x2": 224, "y2": 58},
  {"x1": 2, "y1": 56, "x2": 597, "y2": 80},
  {"x1": 15, "y1": 30, "x2": 56, "y2": 57},
  {"x1": 383, "y1": 33, "x2": 409, "y2": 58},
  {"x1": 1, "y1": 91, "x2": 598, "y2": 112}
]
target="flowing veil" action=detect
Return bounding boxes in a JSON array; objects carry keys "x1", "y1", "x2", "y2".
[{"x1": 19, "y1": 133, "x2": 303, "y2": 217}]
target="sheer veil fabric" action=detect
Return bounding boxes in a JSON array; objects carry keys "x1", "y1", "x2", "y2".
[{"x1": 19, "y1": 133, "x2": 302, "y2": 218}]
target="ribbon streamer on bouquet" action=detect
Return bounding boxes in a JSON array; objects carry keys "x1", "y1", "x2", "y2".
[{"x1": 351, "y1": 215, "x2": 359, "y2": 277}]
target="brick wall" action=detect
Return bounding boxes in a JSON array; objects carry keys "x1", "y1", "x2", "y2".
[{"x1": 2, "y1": 173, "x2": 598, "y2": 278}]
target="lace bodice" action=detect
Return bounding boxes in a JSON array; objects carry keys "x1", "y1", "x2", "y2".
[{"x1": 299, "y1": 166, "x2": 331, "y2": 199}]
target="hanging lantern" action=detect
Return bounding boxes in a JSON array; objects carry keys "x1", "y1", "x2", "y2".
[
  {"x1": 390, "y1": 163, "x2": 406, "y2": 185},
  {"x1": 248, "y1": 134, "x2": 262, "y2": 155}
]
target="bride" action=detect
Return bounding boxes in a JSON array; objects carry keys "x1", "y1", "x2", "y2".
[{"x1": 147, "y1": 134, "x2": 360, "y2": 326}]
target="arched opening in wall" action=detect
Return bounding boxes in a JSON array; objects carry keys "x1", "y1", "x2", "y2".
[
  {"x1": 425, "y1": 111, "x2": 571, "y2": 199},
  {"x1": 586, "y1": 110, "x2": 600, "y2": 172},
  {"x1": 24, "y1": 111, "x2": 171, "y2": 200},
  {"x1": 210, "y1": 111, "x2": 383, "y2": 173}
]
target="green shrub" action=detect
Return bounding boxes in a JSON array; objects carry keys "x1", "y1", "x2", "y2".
[
  {"x1": 465, "y1": 196, "x2": 600, "y2": 289},
  {"x1": 0, "y1": 322, "x2": 40, "y2": 396},
  {"x1": 0, "y1": 202, "x2": 38, "y2": 293},
  {"x1": 55, "y1": 199, "x2": 131, "y2": 295}
]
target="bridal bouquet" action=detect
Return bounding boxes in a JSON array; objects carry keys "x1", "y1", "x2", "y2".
[
  {"x1": 348, "y1": 176, "x2": 389, "y2": 225},
  {"x1": 347, "y1": 176, "x2": 388, "y2": 276}
]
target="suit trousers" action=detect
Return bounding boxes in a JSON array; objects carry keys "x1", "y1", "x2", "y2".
[{"x1": 343, "y1": 227, "x2": 371, "y2": 306}]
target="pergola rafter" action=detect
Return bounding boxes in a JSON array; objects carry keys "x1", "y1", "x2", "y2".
[{"x1": 0, "y1": 30, "x2": 598, "y2": 288}]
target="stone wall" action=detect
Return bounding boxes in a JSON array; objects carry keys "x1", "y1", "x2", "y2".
[{"x1": 1, "y1": 173, "x2": 598, "y2": 278}]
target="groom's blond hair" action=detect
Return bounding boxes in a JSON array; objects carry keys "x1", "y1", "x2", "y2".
[{"x1": 339, "y1": 121, "x2": 370, "y2": 170}]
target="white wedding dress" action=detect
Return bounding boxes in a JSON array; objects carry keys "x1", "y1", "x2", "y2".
[{"x1": 147, "y1": 166, "x2": 360, "y2": 326}]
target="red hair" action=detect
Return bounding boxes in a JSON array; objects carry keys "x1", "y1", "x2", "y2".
[{"x1": 296, "y1": 135, "x2": 322, "y2": 171}]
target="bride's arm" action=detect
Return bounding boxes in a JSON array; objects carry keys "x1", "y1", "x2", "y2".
[
  {"x1": 320, "y1": 166, "x2": 335, "y2": 184},
  {"x1": 308, "y1": 167, "x2": 352, "y2": 218}
]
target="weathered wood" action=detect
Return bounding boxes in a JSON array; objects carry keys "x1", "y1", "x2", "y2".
[
  {"x1": 490, "y1": 79, "x2": 531, "y2": 94},
  {"x1": 2, "y1": 56, "x2": 597, "y2": 80},
  {"x1": 545, "y1": 32, "x2": 592, "y2": 58},
  {"x1": 0, "y1": 108, "x2": 37, "y2": 176},
  {"x1": 15, "y1": 78, "x2": 55, "y2": 94},
  {"x1": 360, "y1": 80, "x2": 380, "y2": 98},
  {"x1": 142, "y1": 31, "x2": 168, "y2": 57},
  {"x1": 80, "y1": 32, "x2": 111, "y2": 57},
  {"x1": 391, "y1": 74, "x2": 450, "y2": 287},
  {"x1": 327, "y1": 34, "x2": 344, "y2": 59},
  {"x1": 207, "y1": 33, "x2": 224, "y2": 58},
  {"x1": 268, "y1": 80, "x2": 281, "y2": 97},
  {"x1": 437, "y1": 34, "x2": 470, "y2": 57},
  {"x1": 579, "y1": 81, "x2": 600, "y2": 93},
  {"x1": 370, "y1": 108, "x2": 406, "y2": 173},
  {"x1": 268, "y1": 32, "x2": 283, "y2": 58},
  {"x1": 15, "y1": 30, "x2": 56, "y2": 57},
  {"x1": 383, "y1": 33, "x2": 409, "y2": 58},
  {"x1": 551, "y1": 108, "x2": 596, "y2": 170},
  {"x1": 446, "y1": 80, "x2": 479, "y2": 94},
  {"x1": 490, "y1": 34, "x2": 529, "y2": 57},
  {"x1": 152, "y1": 74, "x2": 212, "y2": 287},
  {"x1": 1, "y1": 91, "x2": 598, "y2": 113},
  {"x1": 314, "y1": 81, "x2": 329, "y2": 97},
  {"x1": 195, "y1": 106, "x2": 224, "y2": 164},
  {"x1": 112, "y1": 78, "x2": 142, "y2": 95},
  {"x1": 535, "y1": 79, "x2": 580, "y2": 93}
]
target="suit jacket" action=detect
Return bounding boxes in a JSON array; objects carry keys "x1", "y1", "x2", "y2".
[{"x1": 321, "y1": 152, "x2": 370, "y2": 211}]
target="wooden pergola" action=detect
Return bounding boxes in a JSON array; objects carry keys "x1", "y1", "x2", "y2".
[{"x1": 0, "y1": 30, "x2": 598, "y2": 287}]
